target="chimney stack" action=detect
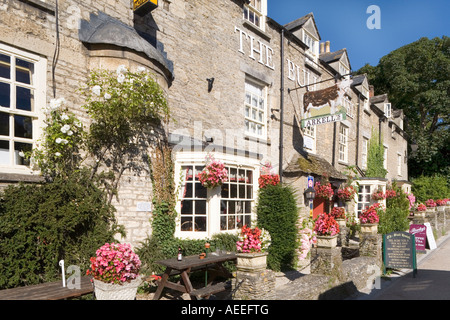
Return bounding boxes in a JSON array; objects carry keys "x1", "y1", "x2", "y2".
[
  {"x1": 369, "y1": 85, "x2": 374, "y2": 98},
  {"x1": 320, "y1": 42, "x2": 325, "y2": 54},
  {"x1": 325, "y1": 41, "x2": 330, "y2": 53}
]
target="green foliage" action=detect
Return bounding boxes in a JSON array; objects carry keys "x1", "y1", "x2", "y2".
[
  {"x1": 411, "y1": 175, "x2": 450, "y2": 203},
  {"x1": 256, "y1": 184, "x2": 298, "y2": 271},
  {"x1": 379, "y1": 183, "x2": 410, "y2": 234},
  {"x1": 356, "y1": 36, "x2": 450, "y2": 179},
  {"x1": 366, "y1": 129, "x2": 387, "y2": 178},
  {"x1": 0, "y1": 170, "x2": 124, "y2": 289}
]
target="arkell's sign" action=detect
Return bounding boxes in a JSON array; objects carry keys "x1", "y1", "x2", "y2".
[{"x1": 301, "y1": 78, "x2": 352, "y2": 128}]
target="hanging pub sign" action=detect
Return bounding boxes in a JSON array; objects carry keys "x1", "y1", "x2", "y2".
[
  {"x1": 133, "y1": 0, "x2": 158, "y2": 14},
  {"x1": 301, "y1": 78, "x2": 352, "y2": 128}
]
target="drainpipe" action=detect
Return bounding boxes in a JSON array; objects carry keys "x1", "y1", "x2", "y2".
[
  {"x1": 279, "y1": 28, "x2": 285, "y2": 183},
  {"x1": 355, "y1": 93, "x2": 361, "y2": 166}
]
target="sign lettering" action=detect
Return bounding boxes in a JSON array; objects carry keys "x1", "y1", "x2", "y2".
[
  {"x1": 383, "y1": 231, "x2": 417, "y2": 277},
  {"x1": 409, "y1": 224, "x2": 427, "y2": 252},
  {"x1": 133, "y1": 0, "x2": 157, "y2": 12},
  {"x1": 235, "y1": 26, "x2": 275, "y2": 70}
]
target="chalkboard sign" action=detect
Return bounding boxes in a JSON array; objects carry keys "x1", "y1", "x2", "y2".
[{"x1": 383, "y1": 231, "x2": 417, "y2": 278}]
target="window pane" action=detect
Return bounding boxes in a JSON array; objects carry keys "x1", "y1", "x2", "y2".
[
  {"x1": 181, "y1": 200, "x2": 192, "y2": 215},
  {"x1": 14, "y1": 115, "x2": 33, "y2": 139},
  {"x1": 195, "y1": 182, "x2": 207, "y2": 198},
  {"x1": 245, "y1": 201, "x2": 252, "y2": 213},
  {"x1": 230, "y1": 184, "x2": 237, "y2": 198},
  {"x1": 16, "y1": 86, "x2": 34, "y2": 111},
  {"x1": 0, "y1": 112, "x2": 9, "y2": 136},
  {"x1": 195, "y1": 217, "x2": 207, "y2": 231},
  {"x1": 0, "y1": 82, "x2": 10, "y2": 108},
  {"x1": 181, "y1": 217, "x2": 193, "y2": 231},
  {"x1": 16, "y1": 59, "x2": 33, "y2": 85},
  {"x1": 227, "y1": 215, "x2": 235, "y2": 230},
  {"x1": 220, "y1": 216, "x2": 227, "y2": 231},
  {"x1": 221, "y1": 183, "x2": 229, "y2": 198},
  {"x1": 14, "y1": 141, "x2": 32, "y2": 165},
  {"x1": 195, "y1": 200, "x2": 206, "y2": 214},
  {"x1": 229, "y1": 201, "x2": 235, "y2": 214},
  {"x1": 237, "y1": 215, "x2": 244, "y2": 229},
  {"x1": 239, "y1": 185, "x2": 245, "y2": 198},
  {"x1": 184, "y1": 182, "x2": 193, "y2": 198},
  {"x1": 0, "y1": 54, "x2": 10, "y2": 79},
  {"x1": 0, "y1": 140, "x2": 9, "y2": 165}
]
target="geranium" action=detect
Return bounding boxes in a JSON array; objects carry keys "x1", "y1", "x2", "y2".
[
  {"x1": 314, "y1": 182, "x2": 334, "y2": 200},
  {"x1": 314, "y1": 213, "x2": 340, "y2": 236},
  {"x1": 86, "y1": 242, "x2": 141, "y2": 284},
  {"x1": 425, "y1": 199, "x2": 436, "y2": 207},
  {"x1": 330, "y1": 206, "x2": 346, "y2": 220},
  {"x1": 198, "y1": 154, "x2": 228, "y2": 188},
  {"x1": 236, "y1": 225, "x2": 271, "y2": 253},
  {"x1": 337, "y1": 185, "x2": 357, "y2": 202},
  {"x1": 258, "y1": 174, "x2": 280, "y2": 188},
  {"x1": 417, "y1": 203, "x2": 427, "y2": 211},
  {"x1": 371, "y1": 188, "x2": 386, "y2": 200},
  {"x1": 385, "y1": 188, "x2": 397, "y2": 199},
  {"x1": 360, "y1": 203, "x2": 383, "y2": 224},
  {"x1": 436, "y1": 199, "x2": 448, "y2": 206}
]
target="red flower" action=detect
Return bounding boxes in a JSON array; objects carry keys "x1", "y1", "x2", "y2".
[
  {"x1": 330, "y1": 207, "x2": 346, "y2": 219},
  {"x1": 314, "y1": 182, "x2": 334, "y2": 200},
  {"x1": 258, "y1": 174, "x2": 280, "y2": 189}
]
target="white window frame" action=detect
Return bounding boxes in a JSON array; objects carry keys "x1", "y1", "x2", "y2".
[
  {"x1": 303, "y1": 30, "x2": 318, "y2": 63},
  {"x1": 303, "y1": 125, "x2": 316, "y2": 154},
  {"x1": 384, "y1": 103, "x2": 392, "y2": 118},
  {"x1": 174, "y1": 152, "x2": 259, "y2": 240},
  {"x1": 397, "y1": 152, "x2": 402, "y2": 177},
  {"x1": 343, "y1": 95, "x2": 354, "y2": 118},
  {"x1": 361, "y1": 137, "x2": 369, "y2": 169},
  {"x1": 338, "y1": 124, "x2": 349, "y2": 163},
  {"x1": 244, "y1": 79, "x2": 267, "y2": 139},
  {"x1": 0, "y1": 44, "x2": 46, "y2": 174},
  {"x1": 356, "y1": 184, "x2": 372, "y2": 218},
  {"x1": 243, "y1": 0, "x2": 266, "y2": 31},
  {"x1": 383, "y1": 145, "x2": 388, "y2": 170}
]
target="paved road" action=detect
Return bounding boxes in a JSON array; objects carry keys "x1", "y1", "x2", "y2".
[{"x1": 354, "y1": 234, "x2": 450, "y2": 300}]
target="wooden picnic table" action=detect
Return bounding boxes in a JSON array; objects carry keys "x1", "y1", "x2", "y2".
[
  {"x1": 0, "y1": 276, "x2": 94, "y2": 300},
  {"x1": 152, "y1": 252, "x2": 236, "y2": 300}
]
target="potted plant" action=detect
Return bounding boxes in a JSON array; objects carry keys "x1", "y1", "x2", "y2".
[
  {"x1": 330, "y1": 206, "x2": 346, "y2": 229},
  {"x1": 314, "y1": 181, "x2": 334, "y2": 201},
  {"x1": 359, "y1": 203, "x2": 382, "y2": 234},
  {"x1": 371, "y1": 188, "x2": 386, "y2": 201},
  {"x1": 236, "y1": 225, "x2": 271, "y2": 271},
  {"x1": 86, "y1": 242, "x2": 142, "y2": 300},
  {"x1": 313, "y1": 213, "x2": 340, "y2": 248},
  {"x1": 337, "y1": 185, "x2": 357, "y2": 202},
  {"x1": 198, "y1": 154, "x2": 228, "y2": 188},
  {"x1": 425, "y1": 199, "x2": 437, "y2": 211}
]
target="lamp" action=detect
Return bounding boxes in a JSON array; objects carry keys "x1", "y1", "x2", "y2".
[{"x1": 304, "y1": 187, "x2": 316, "y2": 201}]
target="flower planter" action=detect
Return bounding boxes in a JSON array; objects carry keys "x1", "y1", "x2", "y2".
[
  {"x1": 315, "y1": 235, "x2": 338, "y2": 248},
  {"x1": 236, "y1": 252, "x2": 268, "y2": 272},
  {"x1": 437, "y1": 206, "x2": 445, "y2": 212},
  {"x1": 93, "y1": 276, "x2": 142, "y2": 300},
  {"x1": 336, "y1": 218, "x2": 346, "y2": 229},
  {"x1": 360, "y1": 223, "x2": 378, "y2": 234}
]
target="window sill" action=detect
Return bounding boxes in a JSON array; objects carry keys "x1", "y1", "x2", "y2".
[
  {"x1": 18, "y1": 0, "x2": 56, "y2": 15},
  {"x1": 242, "y1": 21, "x2": 271, "y2": 42},
  {"x1": 244, "y1": 134, "x2": 271, "y2": 146},
  {"x1": 0, "y1": 171, "x2": 44, "y2": 183}
]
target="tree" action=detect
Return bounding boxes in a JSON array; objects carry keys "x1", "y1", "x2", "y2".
[{"x1": 356, "y1": 36, "x2": 450, "y2": 181}]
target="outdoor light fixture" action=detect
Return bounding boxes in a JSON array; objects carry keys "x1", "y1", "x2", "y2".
[{"x1": 304, "y1": 186, "x2": 316, "y2": 201}]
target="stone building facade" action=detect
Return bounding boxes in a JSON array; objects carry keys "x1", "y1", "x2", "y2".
[{"x1": 0, "y1": 0, "x2": 409, "y2": 246}]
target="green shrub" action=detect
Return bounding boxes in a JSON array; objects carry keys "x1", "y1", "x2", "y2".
[
  {"x1": 411, "y1": 175, "x2": 450, "y2": 203},
  {"x1": 379, "y1": 183, "x2": 410, "y2": 234},
  {"x1": 256, "y1": 184, "x2": 298, "y2": 271},
  {"x1": 0, "y1": 170, "x2": 124, "y2": 289}
]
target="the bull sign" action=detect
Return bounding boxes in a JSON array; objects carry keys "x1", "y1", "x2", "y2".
[{"x1": 301, "y1": 78, "x2": 352, "y2": 128}]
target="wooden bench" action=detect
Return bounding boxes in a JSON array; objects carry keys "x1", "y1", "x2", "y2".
[
  {"x1": 0, "y1": 276, "x2": 94, "y2": 300},
  {"x1": 189, "y1": 281, "x2": 231, "y2": 299}
]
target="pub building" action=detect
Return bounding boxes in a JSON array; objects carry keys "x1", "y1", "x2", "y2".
[{"x1": 0, "y1": 0, "x2": 409, "y2": 246}]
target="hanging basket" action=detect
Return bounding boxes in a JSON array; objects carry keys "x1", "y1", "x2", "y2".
[{"x1": 93, "y1": 276, "x2": 142, "y2": 300}]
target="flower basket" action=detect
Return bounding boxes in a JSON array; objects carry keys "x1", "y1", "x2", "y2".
[
  {"x1": 236, "y1": 252, "x2": 268, "y2": 272},
  {"x1": 236, "y1": 225, "x2": 271, "y2": 254},
  {"x1": 93, "y1": 276, "x2": 142, "y2": 300},
  {"x1": 258, "y1": 174, "x2": 280, "y2": 189},
  {"x1": 198, "y1": 155, "x2": 228, "y2": 188},
  {"x1": 360, "y1": 223, "x2": 378, "y2": 234},
  {"x1": 337, "y1": 185, "x2": 356, "y2": 202},
  {"x1": 86, "y1": 242, "x2": 141, "y2": 300},
  {"x1": 314, "y1": 182, "x2": 334, "y2": 201},
  {"x1": 315, "y1": 235, "x2": 338, "y2": 248},
  {"x1": 330, "y1": 206, "x2": 346, "y2": 220},
  {"x1": 314, "y1": 213, "x2": 339, "y2": 237},
  {"x1": 371, "y1": 189, "x2": 386, "y2": 201}
]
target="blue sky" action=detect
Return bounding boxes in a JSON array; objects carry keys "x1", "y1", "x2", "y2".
[{"x1": 268, "y1": 0, "x2": 449, "y2": 70}]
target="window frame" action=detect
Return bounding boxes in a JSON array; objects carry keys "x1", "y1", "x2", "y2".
[
  {"x1": 303, "y1": 125, "x2": 316, "y2": 154},
  {"x1": 243, "y1": 0, "x2": 265, "y2": 31},
  {"x1": 244, "y1": 78, "x2": 267, "y2": 139},
  {"x1": 338, "y1": 124, "x2": 349, "y2": 163},
  {"x1": 0, "y1": 44, "x2": 46, "y2": 173}
]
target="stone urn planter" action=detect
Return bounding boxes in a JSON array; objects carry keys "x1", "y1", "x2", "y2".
[
  {"x1": 336, "y1": 218, "x2": 346, "y2": 229},
  {"x1": 315, "y1": 235, "x2": 338, "y2": 248},
  {"x1": 360, "y1": 223, "x2": 378, "y2": 234},
  {"x1": 236, "y1": 252, "x2": 268, "y2": 272},
  {"x1": 93, "y1": 276, "x2": 142, "y2": 300}
]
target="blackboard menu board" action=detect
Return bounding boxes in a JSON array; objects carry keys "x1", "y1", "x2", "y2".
[{"x1": 383, "y1": 231, "x2": 417, "y2": 277}]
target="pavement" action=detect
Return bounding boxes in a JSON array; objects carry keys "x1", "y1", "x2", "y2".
[{"x1": 350, "y1": 232, "x2": 450, "y2": 300}]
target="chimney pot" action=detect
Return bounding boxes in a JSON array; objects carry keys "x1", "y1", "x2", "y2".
[{"x1": 325, "y1": 41, "x2": 330, "y2": 53}]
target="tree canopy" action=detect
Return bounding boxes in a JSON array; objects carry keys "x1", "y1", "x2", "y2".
[{"x1": 356, "y1": 36, "x2": 450, "y2": 181}]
